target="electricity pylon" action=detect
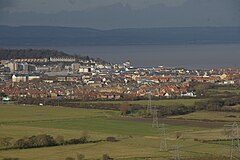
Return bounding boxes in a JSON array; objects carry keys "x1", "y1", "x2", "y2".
[
  {"x1": 172, "y1": 144, "x2": 180, "y2": 160},
  {"x1": 147, "y1": 92, "x2": 152, "y2": 114},
  {"x1": 159, "y1": 123, "x2": 168, "y2": 151},
  {"x1": 224, "y1": 122, "x2": 240, "y2": 160},
  {"x1": 152, "y1": 106, "x2": 159, "y2": 128}
]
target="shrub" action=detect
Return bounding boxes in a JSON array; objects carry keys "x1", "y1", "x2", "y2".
[
  {"x1": 34, "y1": 134, "x2": 56, "y2": 147},
  {"x1": 14, "y1": 134, "x2": 56, "y2": 149},
  {"x1": 55, "y1": 135, "x2": 65, "y2": 145},
  {"x1": 102, "y1": 154, "x2": 113, "y2": 160},
  {"x1": 65, "y1": 157, "x2": 75, "y2": 160},
  {"x1": 14, "y1": 138, "x2": 31, "y2": 149},
  {"x1": 65, "y1": 137, "x2": 87, "y2": 145},
  {"x1": 119, "y1": 102, "x2": 131, "y2": 115},
  {"x1": 0, "y1": 137, "x2": 14, "y2": 147},
  {"x1": 106, "y1": 137, "x2": 117, "y2": 142},
  {"x1": 76, "y1": 154, "x2": 85, "y2": 160}
]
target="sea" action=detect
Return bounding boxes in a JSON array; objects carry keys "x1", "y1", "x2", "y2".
[{"x1": 3, "y1": 44, "x2": 240, "y2": 69}]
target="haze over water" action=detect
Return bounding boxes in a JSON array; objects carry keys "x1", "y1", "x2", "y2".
[
  {"x1": 5, "y1": 44, "x2": 240, "y2": 69},
  {"x1": 43, "y1": 44, "x2": 240, "y2": 69}
]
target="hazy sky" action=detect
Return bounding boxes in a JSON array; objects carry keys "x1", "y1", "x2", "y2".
[{"x1": 0, "y1": 0, "x2": 239, "y2": 28}]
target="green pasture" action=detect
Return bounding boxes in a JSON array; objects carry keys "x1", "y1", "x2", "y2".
[
  {"x1": 0, "y1": 104, "x2": 233, "y2": 160},
  {"x1": 77, "y1": 98, "x2": 201, "y2": 107},
  {"x1": 169, "y1": 111, "x2": 240, "y2": 122}
]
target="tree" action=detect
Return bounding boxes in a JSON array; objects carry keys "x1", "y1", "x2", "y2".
[
  {"x1": 106, "y1": 137, "x2": 117, "y2": 142},
  {"x1": 34, "y1": 134, "x2": 56, "y2": 147},
  {"x1": 0, "y1": 137, "x2": 13, "y2": 147},
  {"x1": 0, "y1": 92, "x2": 7, "y2": 98},
  {"x1": 14, "y1": 134, "x2": 57, "y2": 149},
  {"x1": 119, "y1": 102, "x2": 131, "y2": 115},
  {"x1": 189, "y1": 82, "x2": 210, "y2": 97},
  {"x1": 14, "y1": 138, "x2": 30, "y2": 149},
  {"x1": 207, "y1": 98, "x2": 225, "y2": 111},
  {"x1": 55, "y1": 135, "x2": 65, "y2": 145}
]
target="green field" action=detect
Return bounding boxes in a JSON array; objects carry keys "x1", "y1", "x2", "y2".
[
  {"x1": 0, "y1": 104, "x2": 234, "y2": 160},
  {"x1": 208, "y1": 88, "x2": 240, "y2": 97},
  {"x1": 78, "y1": 98, "x2": 201, "y2": 107},
  {"x1": 169, "y1": 111, "x2": 240, "y2": 122}
]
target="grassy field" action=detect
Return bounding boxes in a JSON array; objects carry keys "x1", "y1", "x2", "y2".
[
  {"x1": 169, "y1": 111, "x2": 240, "y2": 122},
  {"x1": 208, "y1": 88, "x2": 240, "y2": 97},
  {"x1": 0, "y1": 104, "x2": 235, "y2": 160},
  {"x1": 77, "y1": 98, "x2": 201, "y2": 107}
]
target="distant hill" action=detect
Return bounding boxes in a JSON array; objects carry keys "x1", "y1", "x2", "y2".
[
  {"x1": 0, "y1": 49, "x2": 71, "y2": 60},
  {"x1": 0, "y1": 49, "x2": 108, "y2": 64},
  {"x1": 0, "y1": 26, "x2": 240, "y2": 46}
]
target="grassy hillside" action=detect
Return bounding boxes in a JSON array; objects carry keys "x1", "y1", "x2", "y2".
[{"x1": 0, "y1": 104, "x2": 234, "y2": 160}]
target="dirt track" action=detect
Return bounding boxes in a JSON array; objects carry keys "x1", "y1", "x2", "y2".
[{"x1": 119, "y1": 117, "x2": 227, "y2": 128}]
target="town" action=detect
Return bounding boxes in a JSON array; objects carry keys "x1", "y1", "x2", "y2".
[
  {"x1": 0, "y1": 49, "x2": 239, "y2": 102},
  {"x1": 1, "y1": 49, "x2": 240, "y2": 160}
]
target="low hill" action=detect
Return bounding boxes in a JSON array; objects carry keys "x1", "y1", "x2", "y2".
[
  {"x1": 0, "y1": 26, "x2": 240, "y2": 46},
  {"x1": 0, "y1": 49, "x2": 71, "y2": 60},
  {"x1": 0, "y1": 49, "x2": 108, "y2": 64}
]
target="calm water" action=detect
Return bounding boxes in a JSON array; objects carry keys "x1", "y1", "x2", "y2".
[{"x1": 4, "y1": 44, "x2": 240, "y2": 69}]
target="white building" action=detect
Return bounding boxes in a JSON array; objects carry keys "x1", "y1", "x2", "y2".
[
  {"x1": 79, "y1": 67, "x2": 95, "y2": 73},
  {"x1": 50, "y1": 57, "x2": 76, "y2": 62},
  {"x1": 12, "y1": 74, "x2": 27, "y2": 82},
  {"x1": 6, "y1": 62, "x2": 18, "y2": 72},
  {"x1": 12, "y1": 74, "x2": 40, "y2": 82}
]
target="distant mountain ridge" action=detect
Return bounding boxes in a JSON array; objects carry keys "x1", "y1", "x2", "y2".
[{"x1": 0, "y1": 26, "x2": 240, "y2": 46}]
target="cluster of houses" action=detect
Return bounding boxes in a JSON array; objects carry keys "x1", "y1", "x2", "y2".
[{"x1": 0, "y1": 56, "x2": 240, "y2": 101}]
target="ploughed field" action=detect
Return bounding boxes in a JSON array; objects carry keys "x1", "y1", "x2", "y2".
[{"x1": 0, "y1": 104, "x2": 238, "y2": 160}]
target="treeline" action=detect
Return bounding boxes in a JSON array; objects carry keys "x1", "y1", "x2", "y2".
[
  {"x1": 17, "y1": 98, "x2": 144, "y2": 111},
  {"x1": 195, "y1": 96, "x2": 240, "y2": 112},
  {"x1": 65, "y1": 153, "x2": 113, "y2": 160},
  {"x1": 0, "y1": 49, "x2": 69, "y2": 60},
  {"x1": 0, "y1": 133, "x2": 118, "y2": 151},
  {"x1": 16, "y1": 95, "x2": 240, "y2": 118},
  {"x1": 0, "y1": 134, "x2": 106, "y2": 150}
]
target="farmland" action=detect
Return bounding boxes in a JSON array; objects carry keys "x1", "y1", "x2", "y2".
[
  {"x1": 0, "y1": 104, "x2": 238, "y2": 160},
  {"x1": 76, "y1": 98, "x2": 201, "y2": 107},
  {"x1": 169, "y1": 111, "x2": 240, "y2": 122}
]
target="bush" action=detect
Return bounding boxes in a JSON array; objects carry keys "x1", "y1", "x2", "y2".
[
  {"x1": 102, "y1": 154, "x2": 113, "y2": 160},
  {"x1": 106, "y1": 137, "x2": 117, "y2": 142},
  {"x1": 119, "y1": 102, "x2": 131, "y2": 115},
  {"x1": 55, "y1": 135, "x2": 65, "y2": 145},
  {"x1": 0, "y1": 137, "x2": 14, "y2": 147},
  {"x1": 76, "y1": 154, "x2": 85, "y2": 160},
  {"x1": 65, "y1": 157, "x2": 75, "y2": 160},
  {"x1": 65, "y1": 137, "x2": 88, "y2": 145},
  {"x1": 14, "y1": 134, "x2": 56, "y2": 149}
]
